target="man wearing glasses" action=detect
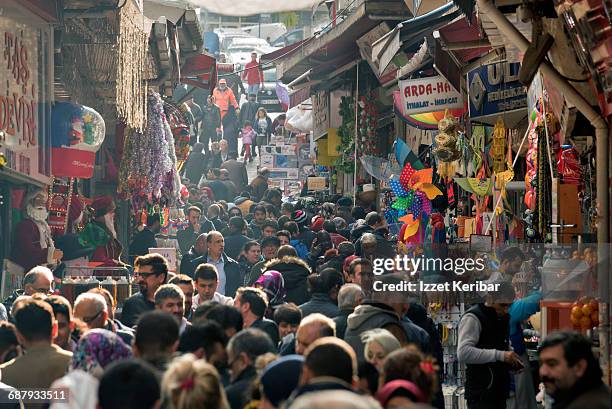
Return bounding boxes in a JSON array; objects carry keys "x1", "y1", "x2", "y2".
[
  {"x1": 23, "y1": 266, "x2": 54, "y2": 296},
  {"x1": 120, "y1": 253, "x2": 169, "y2": 328}
]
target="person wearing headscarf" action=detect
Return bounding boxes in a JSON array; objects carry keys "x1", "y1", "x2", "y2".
[
  {"x1": 50, "y1": 329, "x2": 132, "y2": 409},
  {"x1": 254, "y1": 270, "x2": 286, "y2": 318}
]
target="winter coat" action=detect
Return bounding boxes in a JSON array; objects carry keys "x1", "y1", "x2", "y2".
[
  {"x1": 220, "y1": 160, "x2": 248, "y2": 193},
  {"x1": 179, "y1": 246, "x2": 206, "y2": 277},
  {"x1": 333, "y1": 308, "x2": 353, "y2": 339},
  {"x1": 249, "y1": 175, "x2": 268, "y2": 202},
  {"x1": 299, "y1": 293, "x2": 339, "y2": 318},
  {"x1": 239, "y1": 101, "x2": 261, "y2": 126},
  {"x1": 201, "y1": 104, "x2": 221, "y2": 140},
  {"x1": 263, "y1": 256, "x2": 311, "y2": 305},
  {"x1": 240, "y1": 128, "x2": 256, "y2": 145},
  {"x1": 182, "y1": 151, "x2": 207, "y2": 184},
  {"x1": 344, "y1": 302, "x2": 406, "y2": 362}
]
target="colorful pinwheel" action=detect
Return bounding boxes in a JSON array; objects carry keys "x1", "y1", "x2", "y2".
[{"x1": 390, "y1": 163, "x2": 443, "y2": 240}]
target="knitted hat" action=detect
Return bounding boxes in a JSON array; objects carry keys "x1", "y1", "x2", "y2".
[
  {"x1": 260, "y1": 355, "x2": 304, "y2": 407},
  {"x1": 292, "y1": 210, "x2": 308, "y2": 225},
  {"x1": 311, "y1": 215, "x2": 324, "y2": 232},
  {"x1": 91, "y1": 196, "x2": 115, "y2": 218}
]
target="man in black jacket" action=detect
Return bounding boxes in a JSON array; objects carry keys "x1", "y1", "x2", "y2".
[
  {"x1": 333, "y1": 284, "x2": 364, "y2": 339},
  {"x1": 223, "y1": 217, "x2": 251, "y2": 261},
  {"x1": 234, "y1": 287, "x2": 279, "y2": 346},
  {"x1": 200, "y1": 95, "x2": 221, "y2": 152},
  {"x1": 128, "y1": 214, "x2": 160, "y2": 264},
  {"x1": 458, "y1": 281, "x2": 523, "y2": 409},
  {"x1": 239, "y1": 94, "x2": 261, "y2": 157},
  {"x1": 205, "y1": 231, "x2": 241, "y2": 297},
  {"x1": 182, "y1": 142, "x2": 207, "y2": 184},
  {"x1": 226, "y1": 328, "x2": 275, "y2": 409},
  {"x1": 179, "y1": 233, "x2": 207, "y2": 277},
  {"x1": 177, "y1": 206, "x2": 214, "y2": 255}
]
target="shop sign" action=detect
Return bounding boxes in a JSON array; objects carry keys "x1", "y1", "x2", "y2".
[
  {"x1": 0, "y1": 19, "x2": 46, "y2": 183},
  {"x1": 399, "y1": 76, "x2": 463, "y2": 115},
  {"x1": 467, "y1": 62, "x2": 527, "y2": 122},
  {"x1": 312, "y1": 90, "x2": 329, "y2": 141}
]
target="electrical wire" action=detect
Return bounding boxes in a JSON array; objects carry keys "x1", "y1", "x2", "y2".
[{"x1": 217, "y1": 0, "x2": 361, "y2": 78}]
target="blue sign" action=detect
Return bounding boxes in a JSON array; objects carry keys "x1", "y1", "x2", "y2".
[{"x1": 467, "y1": 62, "x2": 527, "y2": 121}]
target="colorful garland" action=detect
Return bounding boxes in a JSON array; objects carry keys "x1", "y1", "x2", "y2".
[
  {"x1": 334, "y1": 96, "x2": 356, "y2": 174},
  {"x1": 358, "y1": 94, "x2": 378, "y2": 156}
]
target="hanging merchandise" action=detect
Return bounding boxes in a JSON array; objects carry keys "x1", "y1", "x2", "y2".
[
  {"x1": 433, "y1": 111, "x2": 462, "y2": 178},
  {"x1": 358, "y1": 94, "x2": 378, "y2": 156},
  {"x1": 391, "y1": 163, "x2": 443, "y2": 240},
  {"x1": 118, "y1": 91, "x2": 182, "y2": 210},
  {"x1": 524, "y1": 107, "x2": 541, "y2": 211},
  {"x1": 164, "y1": 100, "x2": 191, "y2": 170},
  {"x1": 47, "y1": 178, "x2": 75, "y2": 236},
  {"x1": 51, "y1": 103, "x2": 106, "y2": 179},
  {"x1": 333, "y1": 96, "x2": 356, "y2": 173},
  {"x1": 558, "y1": 145, "x2": 582, "y2": 186},
  {"x1": 491, "y1": 118, "x2": 508, "y2": 173}
]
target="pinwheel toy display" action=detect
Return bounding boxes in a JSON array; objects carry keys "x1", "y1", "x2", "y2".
[{"x1": 390, "y1": 162, "x2": 443, "y2": 240}]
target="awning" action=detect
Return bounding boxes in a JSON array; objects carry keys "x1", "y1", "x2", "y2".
[
  {"x1": 180, "y1": 54, "x2": 217, "y2": 91},
  {"x1": 274, "y1": 0, "x2": 411, "y2": 83},
  {"x1": 261, "y1": 40, "x2": 309, "y2": 64},
  {"x1": 372, "y1": 2, "x2": 463, "y2": 75}
]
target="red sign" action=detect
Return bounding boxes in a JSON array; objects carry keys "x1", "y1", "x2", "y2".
[{"x1": 51, "y1": 148, "x2": 95, "y2": 179}]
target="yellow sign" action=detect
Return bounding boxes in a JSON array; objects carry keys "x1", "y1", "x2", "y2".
[{"x1": 307, "y1": 177, "x2": 327, "y2": 191}]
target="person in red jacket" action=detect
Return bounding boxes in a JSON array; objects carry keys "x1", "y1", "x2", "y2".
[
  {"x1": 242, "y1": 52, "x2": 264, "y2": 98},
  {"x1": 10, "y1": 189, "x2": 63, "y2": 273}
]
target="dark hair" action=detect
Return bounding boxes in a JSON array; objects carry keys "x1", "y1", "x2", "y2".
[
  {"x1": 46, "y1": 295, "x2": 72, "y2": 320},
  {"x1": 277, "y1": 245, "x2": 297, "y2": 258},
  {"x1": 98, "y1": 360, "x2": 160, "y2": 409},
  {"x1": 264, "y1": 189, "x2": 282, "y2": 201},
  {"x1": 277, "y1": 215, "x2": 290, "y2": 229},
  {"x1": 154, "y1": 284, "x2": 185, "y2": 306},
  {"x1": 0, "y1": 322, "x2": 19, "y2": 363},
  {"x1": 135, "y1": 311, "x2": 179, "y2": 356},
  {"x1": 211, "y1": 168, "x2": 221, "y2": 178},
  {"x1": 364, "y1": 212, "x2": 382, "y2": 227},
  {"x1": 307, "y1": 268, "x2": 344, "y2": 294},
  {"x1": 264, "y1": 204, "x2": 280, "y2": 219},
  {"x1": 169, "y1": 274, "x2": 194, "y2": 287},
  {"x1": 500, "y1": 247, "x2": 525, "y2": 263},
  {"x1": 382, "y1": 348, "x2": 438, "y2": 403},
  {"x1": 135, "y1": 253, "x2": 169, "y2": 282},
  {"x1": 146, "y1": 213, "x2": 161, "y2": 226},
  {"x1": 304, "y1": 338, "x2": 356, "y2": 384},
  {"x1": 194, "y1": 264, "x2": 219, "y2": 282},
  {"x1": 187, "y1": 206, "x2": 202, "y2": 215},
  {"x1": 13, "y1": 299, "x2": 54, "y2": 341},
  {"x1": 538, "y1": 331, "x2": 603, "y2": 382},
  {"x1": 200, "y1": 304, "x2": 243, "y2": 333},
  {"x1": 178, "y1": 321, "x2": 228, "y2": 356},
  {"x1": 253, "y1": 205, "x2": 266, "y2": 215},
  {"x1": 352, "y1": 206, "x2": 367, "y2": 221},
  {"x1": 243, "y1": 120, "x2": 252, "y2": 127},
  {"x1": 349, "y1": 258, "x2": 372, "y2": 277},
  {"x1": 260, "y1": 236, "x2": 281, "y2": 249},
  {"x1": 262, "y1": 219, "x2": 279, "y2": 231},
  {"x1": 236, "y1": 287, "x2": 268, "y2": 318},
  {"x1": 285, "y1": 221, "x2": 299, "y2": 236},
  {"x1": 281, "y1": 202, "x2": 294, "y2": 214},
  {"x1": 322, "y1": 220, "x2": 337, "y2": 234},
  {"x1": 229, "y1": 216, "x2": 246, "y2": 233},
  {"x1": 243, "y1": 241, "x2": 261, "y2": 253},
  {"x1": 228, "y1": 328, "x2": 275, "y2": 362},
  {"x1": 276, "y1": 230, "x2": 291, "y2": 240},
  {"x1": 191, "y1": 301, "x2": 220, "y2": 324},
  {"x1": 273, "y1": 303, "x2": 302, "y2": 326},
  {"x1": 358, "y1": 361, "x2": 379, "y2": 395}
]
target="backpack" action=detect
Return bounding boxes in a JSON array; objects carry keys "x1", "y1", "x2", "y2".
[{"x1": 290, "y1": 239, "x2": 309, "y2": 259}]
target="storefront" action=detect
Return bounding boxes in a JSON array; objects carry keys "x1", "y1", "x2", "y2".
[{"x1": 0, "y1": 0, "x2": 55, "y2": 265}]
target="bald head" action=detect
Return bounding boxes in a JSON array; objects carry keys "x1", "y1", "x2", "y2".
[{"x1": 295, "y1": 313, "x2": 336, "y2": 355}]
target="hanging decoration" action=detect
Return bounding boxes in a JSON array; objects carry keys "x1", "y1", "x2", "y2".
[
  {"x1": 51, "y1": 102, "x2": 106, "y2": 179},
  {"x1": 47, "y1": 178, "x2": 75, "y2": 236},
  {"x1": 491, "y1": 118, "x2": 508, "y2": 173},
  {"x1": 164, "y1": 99, "x2": 191, "y2": 171},
  {"x1": 119, "y1": 91, "x2": 182, "y2": 210},
  {"x1": 432, "y1": 110, "x2": 462, "y2": 178},
  {"x1": 116, "y1": 0, "x2": 148, "y2": 131},
  {"x1": 390, "y1": 163, "x2": 443, "y2": 239},
  {"x1": 358, "y1": 94, "x2": 378, "y2": 156},
  {"x1": 333, "y1": 96, "x2": 356, "y2": 173}
]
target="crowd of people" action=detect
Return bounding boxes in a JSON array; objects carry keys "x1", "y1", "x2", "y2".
[{"x1": 0, "y1": 185, "x2": 609, "y2": 409}]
